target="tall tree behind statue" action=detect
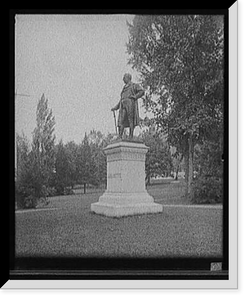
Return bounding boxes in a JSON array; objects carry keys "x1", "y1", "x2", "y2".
[
  {"x1": 16, "y1": 94, "x2": 56, "y2": 208},
  {"x1": 32, "y1": 93, "x2": 56, "y2": 187},
  {"x1": 127, "y1": 15, "x2": 224, "y2": 198}
]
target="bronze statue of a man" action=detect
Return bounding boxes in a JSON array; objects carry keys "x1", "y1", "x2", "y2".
[{"x1": 111, "y1": 73, "x2": 144, "y2": 139}]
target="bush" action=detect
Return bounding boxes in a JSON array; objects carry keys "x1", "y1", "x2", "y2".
[
  {"x1": 15, "y1": 182, "x2": 49, "y2": 209},
  {"x1": 16, "y1": 185, "x2": 35, "y2": 209},
  {"x1": 191, "y1": 175, "x2": 223, "y2": 204},
  {"x1": 44, "y1": 186, "x2": 57, "y2": 197},
  {"x1": 15, "y1": 184, "x2": 40, "y2": 209},
  {"x1": 64, "y1": 187, "x2": 74, "y2": 195},
  {"x1": 53, "y1": 183, "x2": 75, "y2": 196}
]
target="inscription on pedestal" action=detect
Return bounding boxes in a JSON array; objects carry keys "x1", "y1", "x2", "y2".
[{"x1": 108, "y1": 173, "x2": 122, "y2": 179}]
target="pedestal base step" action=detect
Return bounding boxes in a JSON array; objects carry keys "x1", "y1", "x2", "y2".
[{"x1": 91, "y1": 202, "x2": 163, "y2": 218}]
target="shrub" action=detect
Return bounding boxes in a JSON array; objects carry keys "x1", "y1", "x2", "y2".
[
  {"x1": 191, "y1": 175, "x2": 223, "y2": 204},
  {"x1": 15, "y1": 180, "x2": 48, "y2": 209},
  {"x1": 44, "y1": 186, "x2": 57, "y2": 197},
  {"x1": 64, "y1": 187, "x2": 74, "y2": 195},
  {"x1": 53, "y1": 183, "x2": 74, "y2": 196},
  {"x1": 15, "y1": 184, "x2": 41, "y2": 209}
]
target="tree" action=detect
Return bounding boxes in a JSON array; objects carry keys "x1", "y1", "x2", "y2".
[
  {"x1": 15, "y1": 133, "x2": 34, "y2": 208},
  {"x1": 16, "y1": 132, "x2": 30, "y2": 182},
  {"x1": 139, "y1": 126, "x2": 172, "y2": 185},
  {"x1": 76, "y1": 133, "x2": 96, "y2": 194},
  {"x1": 190, "y1": 136, "x2": 223, "y2": 204},
  {"x1": 15, "y1": 94, "x2": 56, "y2": 209},
  {"x1": 88, "y1": 130, "x2": 107, "y2": 187},
  {"x1": 170, "y1": 146, "x2": 183, "y2": 180},
  {"x1": 32, "y1": 94, "x2": 56, "y2": 188},
  {"x1": 64, "y1": 141, "x2": 79, "y2": 189},
  {"x1": 54, "y1": 140, "x2": 74, "y2": 195},
  {"x1": 15, "y1": 136, "x2": 48, "y2": 209},
  {"x1": 127, "y1": 15, "x2": 224, "y2": 196}
]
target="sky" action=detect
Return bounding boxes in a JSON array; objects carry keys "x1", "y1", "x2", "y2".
[{"x1": 15, "y1": 14, "x2": 145, "y2": 144}]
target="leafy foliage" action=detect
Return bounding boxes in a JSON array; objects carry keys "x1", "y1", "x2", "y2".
[
  {"x1": 88, "y1": 130, "x2": 107, "y2": 187},
  {"x1": 16, "y1": 94, "x2": 55, "y2": 208},
  {"x1": 127, "y1": 14, "x2": 223, "y2": 145},
  {"x1": 191, "y1": 176, "x2": 223, "y2": 204},
  {"x1": 32, "y1": 94, "x2": 56, "y2": 187},
  {"x1": 139, "y1": 127, "x2": 172, "y2": 184},
  {"x1": 191, "y1": 140, "x2": 223, "y2": 204},
  {"x1": 15, "y1": 142, "x2": 48, "y2": 209},
  {"x1": 76, "y1": 134, "x2": 96, "y2": 191},
  {"x1": 127, "y1": 15, "x2": 224, "y2": 199},
  {"x1": 53, "y1": 140, "x2": 74, "y2": 195},
  {"x1": 16, "y1": 124, "x2": 173, "y2": 205}
]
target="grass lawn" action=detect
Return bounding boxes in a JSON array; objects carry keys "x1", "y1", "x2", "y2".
[
  {"x1": 147, "y1": 178, "x2": 191, "y2": 205},
  {"x1": 15, "y1": 180, "x2": 223, "y2": 258}
]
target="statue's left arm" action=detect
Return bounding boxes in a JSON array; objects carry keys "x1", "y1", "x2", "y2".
[{"x1": 132, "y1": 84, "x2": 144, "y2": 100}]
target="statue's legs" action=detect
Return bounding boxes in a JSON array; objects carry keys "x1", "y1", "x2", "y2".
[
  {"x1": 118, "y1": 104, "x2": 135, "y2": 139},
  {"x1": 119, "y1": 125, "x2": 124, "y2": 138},
  {"x1": 129, "y1": 122, "x2": 134, "y2": 138}
]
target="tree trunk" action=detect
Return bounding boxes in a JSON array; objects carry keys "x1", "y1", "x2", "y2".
[
  {"x1": 174, "y1": 165, "x2": 179, "y2": 180},
  {"x1": 184, "y1": 134, "x2": 194, "y2": 196},
  {"x1": 187, "y1": 134, "x2": 194, "y2": 195},
  {"x1": 173, "y1": 153, "x2": 183, "y2": 181},
  {"x1": 184, "y1": 146, "x2": 189, "y2": 194}
]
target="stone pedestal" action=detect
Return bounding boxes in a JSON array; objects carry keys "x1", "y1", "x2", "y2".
[{"x1": 91, "y1": 141, "x2": 163, "y2": 217}]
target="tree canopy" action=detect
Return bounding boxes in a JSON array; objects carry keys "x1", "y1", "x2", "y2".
[
  {"x1": 127, "y1": 15, "x2": 224, "y2": 196},
  {"x1": 127, "y1": 15, "x2": 223, "y2": 144}
]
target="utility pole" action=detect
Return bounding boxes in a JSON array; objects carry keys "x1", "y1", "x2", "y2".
[{"x1": 15, "y1": 90, "x2": 31, "y2": 99}]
